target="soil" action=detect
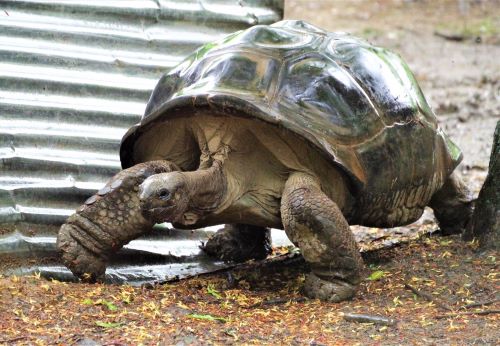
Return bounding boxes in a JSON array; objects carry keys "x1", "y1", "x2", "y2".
[
  {"x1": 0, "y1": 236, "x2": 498, "y2": 345},
  {"x1": 0, "y1": 0, "x2": 499, "y2": 345}
]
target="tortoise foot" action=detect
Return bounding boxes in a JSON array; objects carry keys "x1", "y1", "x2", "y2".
[
  {"x1": 57, "y1": 223, "x2": 106, "y2": 282},
  {"x1": 429, "y1": 172, "x2": 474, "y2": 236},
  {"x1": 438, "y1": 202, "x2": 473, "y2": 236},
  {"x1": 202, "y1": 224, "x2": 272, "y2": 262},
  {"x1": 304, "y1": 273, "x2": 357, "y2": 302}
]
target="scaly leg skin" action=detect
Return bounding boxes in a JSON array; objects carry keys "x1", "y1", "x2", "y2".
[
  {"x1": 280, "y1": 172, "x2": 363, "y2": 302},
  {"x1": 57, "y1": 160, "x2": 179, "y2": 281},
  {"x1": 429, "y1": 171, "x2": 474, "y2": 235},
  {"x1": 201, "y1": 224, "x2": 272, "y2": 262}
]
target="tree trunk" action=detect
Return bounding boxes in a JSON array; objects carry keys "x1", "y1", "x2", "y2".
[{"x1": 464, "y1": 121, "x2": 499, "y2": 249}]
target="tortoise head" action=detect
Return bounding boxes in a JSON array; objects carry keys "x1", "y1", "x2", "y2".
[{"x1": 139, "y1": 172, "x2": 191, "y2": 224}]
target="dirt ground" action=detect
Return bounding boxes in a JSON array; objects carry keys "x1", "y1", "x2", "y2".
[
  {"x1": 0, "y1": 0, "x2": 499, "y2": 345},
  {"x1": 0, "y1": 236, "x2": 498, "y2": 345}
]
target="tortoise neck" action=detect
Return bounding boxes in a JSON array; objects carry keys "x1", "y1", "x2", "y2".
[{"x1": 183, "y1": 160, "x2": 227, "y2": 213}]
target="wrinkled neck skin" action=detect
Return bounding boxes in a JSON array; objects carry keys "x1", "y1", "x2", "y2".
[{"x1": 182, "y1": 160, "x2": 227, "y2": 217}]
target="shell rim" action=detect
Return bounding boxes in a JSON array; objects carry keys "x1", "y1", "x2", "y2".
[{"x1": 120, "y1": 93, "x2": 365, "y2": 190}]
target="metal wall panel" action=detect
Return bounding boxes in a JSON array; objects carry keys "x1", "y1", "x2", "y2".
[
  {"x1": 0, "y1": 0, "x2": 283, "y2": 229},
  {"x1": 0, "y1": 0, "x2": 285, "y2": 282}
]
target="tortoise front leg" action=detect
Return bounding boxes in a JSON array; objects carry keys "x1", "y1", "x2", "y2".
[
  {"x1": 280, "y1": 172, "x2": 363, "y2": 302},
  {"x1": 57, "y1": 160, "x2": 179, "y2": 281},
  {"x1": 201, "y1": 224, "x2": 272, "y2": 262}
]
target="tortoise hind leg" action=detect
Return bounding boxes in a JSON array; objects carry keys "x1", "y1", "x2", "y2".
[
  {"x1": 429, "y1": 171, "x2": 474, "y2": 235},
  {"x1": 201, "y1": 224, "x2": 272, "y2": 262},
  {"x1": 280, "y1": 172, "x2": 363, "y2": 302},
  {"x1": 57, "y1": 160, "x2": 179, "y2": 281}
]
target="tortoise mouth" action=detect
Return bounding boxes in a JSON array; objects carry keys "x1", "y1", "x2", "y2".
[{"x1": 141, "y1": 205, "x2": 178, "y2": 223}]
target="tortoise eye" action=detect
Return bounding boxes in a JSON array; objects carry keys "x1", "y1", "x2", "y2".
[{"x1": 158, "y1": 189, "x2": 171, "y2": 200}]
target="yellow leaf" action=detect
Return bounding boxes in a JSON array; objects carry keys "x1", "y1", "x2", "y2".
[
  {"x1": 177, "y1": 302, "x2": 190, "y2": 310},
  {"x1": 441, "y1": 251, "x2": 452, "y2": 258},
  {"x1": 393, "y1": 296, "x2": 402, "y2": 306},
  {"x1": 207, "y1": 285, "x2": 223, "y2": 299}
]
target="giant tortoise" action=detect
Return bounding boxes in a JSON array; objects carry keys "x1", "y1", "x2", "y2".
[{"x1": 57, "y1": 20, "x2": 473, "y2": 302}]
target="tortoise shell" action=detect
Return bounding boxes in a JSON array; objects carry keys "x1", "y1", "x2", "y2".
[{"x1": 121, "y1": 20, "x2": 461, "y2": 208}]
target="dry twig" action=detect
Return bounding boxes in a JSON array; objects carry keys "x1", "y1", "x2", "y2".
[
  {"x1": 460, "y1": 298, "x2": 500, "y2": 310},
  {"x1": 404, "y1": 283, "x2": 452, "y2": 311},
  {"x1": 342, "y1": 313, "x2": 397, "y2": 326},
  {"x1": 0, "y1": 336, "x2": 27, "y2": 343},
  {"x1": 435, "y1": 309, "x2": 500, "y2": 319},
  {"x1": 433, "y1": 31, "x2": 466, "y2": 42}
]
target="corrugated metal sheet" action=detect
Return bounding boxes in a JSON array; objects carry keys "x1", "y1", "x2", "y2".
[
  {"x1": 0, "y1": 0, "x2": 285, "y2": 281},
  {"x1": 0, "y1": 0, "x2": 283, "y2": 227}
]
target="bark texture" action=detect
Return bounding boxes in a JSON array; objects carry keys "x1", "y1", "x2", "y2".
[{"x1": 464, "y1": 121, "x2": 499, "y2": 249}]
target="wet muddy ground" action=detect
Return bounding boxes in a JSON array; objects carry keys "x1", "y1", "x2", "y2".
[
  {"x1": 0, "y1": 235, "x2": 498, "y2": 345},
  {"x1": 0, "y1": 0, "x2": 499, "y2": 345}
]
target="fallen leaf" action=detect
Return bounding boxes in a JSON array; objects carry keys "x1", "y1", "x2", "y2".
[
  {"x1": 367, "y1": 270, "x2": 385, "y2": 281},
  {"x1": 101, "y1": 300, "x2": 118, "y2": 311},
  {"x1": 188, "y1": 313, "x2": 227, "y2": 323},
  {"x1": 207, "y1": 285, "x2": 223, "y2": 299},
  {"x1": 82, "y1": 298, "x2": 93, "y2": 305},
  {"x1": 82, "y1": 299, "x2": 118, "y2": 311}
]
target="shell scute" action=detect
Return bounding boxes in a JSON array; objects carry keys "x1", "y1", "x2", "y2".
[
  {"x1": 121, "y1": 20, "x2": 462, "y2": 197},
  {"x1": 278, "y1": 53, "x2": 383, "y2": 144},
  {"x1": 241, "y1": 25, "x2": 316, "y2": 49},
  {"x1": 271, "y1": 20, "x2": 326, "y2": 35}
]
